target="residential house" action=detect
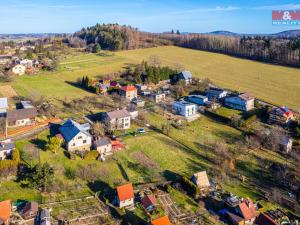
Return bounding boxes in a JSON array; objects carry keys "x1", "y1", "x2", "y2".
[
  {"x1": 172, "y1": 100, "x2": 197, "y2": 118},
  {"x1": 0, "y1": 55, "x2": 12, "y2": 64},
  {"x1": 186, "y1": 95, "x2": 208, "y2": 106},
  {"x1": 151, "y1": 92, "x2": 166, "y2": 103},
  {"x1": 40, "y1": 208, "x2": 51, "y2": 225},
  {"x1": 0, "y1": 200, "x2": 11, "y2": 225},
  {"x1": 206, "y1": 88, "x2": 228, "y2": 101},
  {"x1": 229, "y1": 199, "x2": 257, "y2": 225},
  {"x1": 131, "y1": 99, "x2": 145, "y2": 107},
  {"x1": 103, "y1": 109, "x2": 131, "y2": 130},
  {"x1": 128, "y1": 109, "x2": 139, "y2": 120},
  {"x1": 111, "y1": 139, "x2": 125, "y2": 151},
  {"x1": 20, "y1": 201, "x2": 38, "y2": 220},
  {"x1": 151, "y1": 216, "x2": 171, "y2": 225},
  {"x1": 141, "y1": 195, "x2": 157, "y2": 212},
  {"x1": 116, "y1": 183, "x2": 134, "y2": 208},
  {"x1": 93, "y1": 137, "x2": 112, "y2": 159},
  {"x1": 12, "y1": 64, "x2": 26, "y2": 75},
  {"x1": 59, "y1": 119, "x2": 92, "y2": 152},
  {"x1": 256, "y1": 209, "x2": 291, "y2": 225},
  {"x1": 191, "y1": 171, "x2": 210, "y2": 190},
  {"x1": 119, "y1": 85, "x2": 137, "y2": 101},
  {"x1": 6, "y1": 107, "x2": 37, "y2": 128},
  {"x1": 269, "y1": 107, "x2": 295, "y2": 125},
  {"x1": 0, "y1": 140, "x2": 15, "y2": 160},
  {"x1": 279, "y1": 136, "x2": 293, "y2": 153},
  {"x1": 224, "y1": 93, "x2": 255, "y2": 112},
  {"x1": 21, "y1": 100, "x2": 34, "y2": 109},
  {"x1": 177, "y1": 70, "x2": 193, "y2": 84},
  {"x1": 0, "y1": 97, "x2": 8, "y2": 116},
  {"x1": 135, "y1": 84, "x2": 148, "y2": 94},
  {"x1": 20, "y1": 59, "x2": 33, "y2": 68}
]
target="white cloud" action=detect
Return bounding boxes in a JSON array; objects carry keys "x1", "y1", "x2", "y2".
[{"x1": 171, "y1": 6, "x2": 240, "y2": 15}]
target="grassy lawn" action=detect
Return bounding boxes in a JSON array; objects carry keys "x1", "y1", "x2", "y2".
[
  {"x1": 214, "y1": 107, "x2": 242, "y2": 119},
  {"x1": 2, "y1": 46, "x2": 299, "y2": 110}
]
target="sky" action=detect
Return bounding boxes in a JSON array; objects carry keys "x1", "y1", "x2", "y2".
[{"x1": 0, "y1": 0, "x2": 300, "y2": 34}]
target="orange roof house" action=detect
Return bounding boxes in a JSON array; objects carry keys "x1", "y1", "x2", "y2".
[
  {"x1": 116, "y1": 183, "x2": 134, "y2": 208},
  {"x1": 0, "y1": 200, "x2": 11, "y2": 225},
  {"x1": 238, "y1": 200, "x2": 257, "y2": 221},
  {"x1": 151, "y1": 215, "x2": 171, "y2": 225},
  {"x1": 119, "y1": 85, "x2": 137, "y2": 100}
]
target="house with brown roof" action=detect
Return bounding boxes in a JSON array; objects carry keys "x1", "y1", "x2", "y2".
[
  {"x1": 224, "y1": 93, "x2": 255, "y2": 112},
  {"x1": 116, "y1": 183, "x2": 134, "y2": 208},
  {"x1": 0, "y1": 200, "x2": 11, "y2": 225},
  {"x1": 151, "y1": 215, "x2": 171, "y2": 225},
  {"x1": 6, "y1": 107, "x2": 37, "y2": 128},
  {"x1": 20, "y1": 201, "x2": 38, "y2": 220},
  {"x1": 119, "y1": 85, "x2": 137, "y2": 101},
  {"x1": 256, "y1": 209, "x2": 291, "y2": 225},
  {"x1": 229, "y1": 199, "x2": 257, "y2": 225},
  {"x1": 103, "y1": 109, "x2": 131, "y2": 130},
  {"x1": 141, "y1": 195, "x2": 157, "y2": 212}
]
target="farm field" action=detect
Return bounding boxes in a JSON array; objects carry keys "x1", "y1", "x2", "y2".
[{"x1": 4, "y1": 46, "x2": 300, "y2": 109}]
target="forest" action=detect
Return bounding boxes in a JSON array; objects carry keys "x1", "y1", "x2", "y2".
[{"x1": 161, "y1": 33, "x2": 300, "y2": 67}]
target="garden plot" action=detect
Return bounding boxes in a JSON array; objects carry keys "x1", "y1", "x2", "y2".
[
  {"x1": 158, "y1": 193, "x2": 185, "y2": 219},
  {"x1": 44, "y1": 196, "x2": 112, "y2": 225}
]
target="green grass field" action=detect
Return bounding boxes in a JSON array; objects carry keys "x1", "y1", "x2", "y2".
[{"x1": 7, "y1": 46, "x2": 300, "y2": 110}]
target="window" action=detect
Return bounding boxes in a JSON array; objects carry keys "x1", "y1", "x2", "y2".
[
  {"x1": 83, "y1": 140, "x2": 87, "y2": 144},
  {"x1": 78, "y1": 136, "x2": 82, "y2": 139}
]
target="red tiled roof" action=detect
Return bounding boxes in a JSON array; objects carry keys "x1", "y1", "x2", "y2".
[
  {"x1": 238, "y1": 200, "x2": 257, "y2": 220},
  {"x1": 151, "y1": 216, "x2": 171, "y2": 225},
  {"x1": 116, "y1": 183, "x2": 134, "y2": 202},
  {"x1": 141, "y1": 195, "x2": 157, "y2": 209},
  {"x1": 0, "y1": 200, "x2": 11, "y2": 222},
  {"x1": 121, "y1": 85, "x2": 136, "y2": 92},
  {"x1": 256, "y1": 213, "x2": 279, "y2": 225}
]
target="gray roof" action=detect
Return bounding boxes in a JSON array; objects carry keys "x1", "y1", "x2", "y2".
[
  {"x1": 59, "y1": 119, "x2": 91, "y2": 143},
  {"x1": 106, "y1": 109, "x2": 130, "y2": 120},
  {"x1": 0, "y1": 141, "x2": 15, "y2": 152},
  {"x1": 0, "y1": 97, "x2": 8, "y2": 109},
  {"x1": 179, "y1": 70, "x2": 193, "y2": 80},
  {"x1": 21, "y1": 101, "x2": 34, "y2": 109},
  {"x1": 7, "y1": 108, "x2": 37, "y2": 122},
  {"x1": 94, "y1": 137, "x2": 111, "y2": 147}
]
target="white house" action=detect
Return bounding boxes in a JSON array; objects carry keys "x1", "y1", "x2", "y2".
[
  {"x1": 224, "y1": 93, "x2": 255, "y2": 112},
  {"x1": 206, "y1": 88, "x2": 228, "y2": 101},
  {"x1": 59, "y1": 119, "x2": 92, "y2": 152},
  {"x1": 93, "y1": 137, "x2": 112, "y2": 159},
  {"x1": 6, "y1": 107, "x2": 37, "y2": 128},
  {"x1": 151, "y1": 92, "x2": 166, "y2": 103},
  {"x1": 116, "y1": 183, "x2": 134, "y2": 208},
  {"x1": 20, "y1": 59, "x2": 33, "y2": 68},
  {"x1": 172, "y1": 100, "x2": 197, "y2": 118},
  {"x1": 12, "y1": 64, "x2": 26, "y2": 75},
  {"x1": 0, "y1": 97, "x2": 8, "y2": 117},
  {"x1": 103, "y1": 109, "x2": 131, "y2": 130},
  {"x1": 0, "y1": 139, "x2": 15, "y2": 160},
  {"x1": 280, "y1": 136, "x2": 293, "y2": 153}
]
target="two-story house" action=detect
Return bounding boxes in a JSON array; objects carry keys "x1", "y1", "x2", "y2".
[
  {"x1": 177, "y1": 70, "x2": 193, "y2": 84},
  {"x1": 206, "y1": 88, "x2": 228, "y2": 101},
  {"x1": 119, "y1": 85, "x2": 137, "y2": 101},
  {"x1": 103, "y1": 109, "x2": 131, "y2": 130},
  {"x1": 115, "y1": 183, "x2": 134, "y2": 209},
  {"x1": 224, "y1": 93, "x2": 255, "y2": 112},
  {"x1": 59, "y1": 119, "x2": 92, "y2": 152},
  {"x1": 172, "y1": 100, "x2": 197, "y2": 118}
]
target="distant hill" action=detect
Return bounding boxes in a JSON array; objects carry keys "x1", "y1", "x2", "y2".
[
  {"x1": 207, "y1": 29, "x2": 300, "y2": 38},
  {"x1": 0, "y1": 33, "x2": 64, "y2": 42}
]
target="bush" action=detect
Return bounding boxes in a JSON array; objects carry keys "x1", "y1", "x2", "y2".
[
  {"x1": 84, "y1": 150, "x2": 99, "y2": 160},
  {"x1": 244, "y1": 114, "x2": 257, "y2": 126},
  {"x1": 64, "y1": 167, "x2": 76, "y2": 180},
  {"x1": 180, "y1": 176, "x2": 200, "y2": 199}
]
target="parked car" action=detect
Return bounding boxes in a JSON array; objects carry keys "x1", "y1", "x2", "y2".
[{"x1": 136, "y1": 128, "x2": 146, "y2": 134}]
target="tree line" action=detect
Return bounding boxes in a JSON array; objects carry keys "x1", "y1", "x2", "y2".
[{"x1": 160, "y1": 34, "x2": 300, "y2": 67}]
